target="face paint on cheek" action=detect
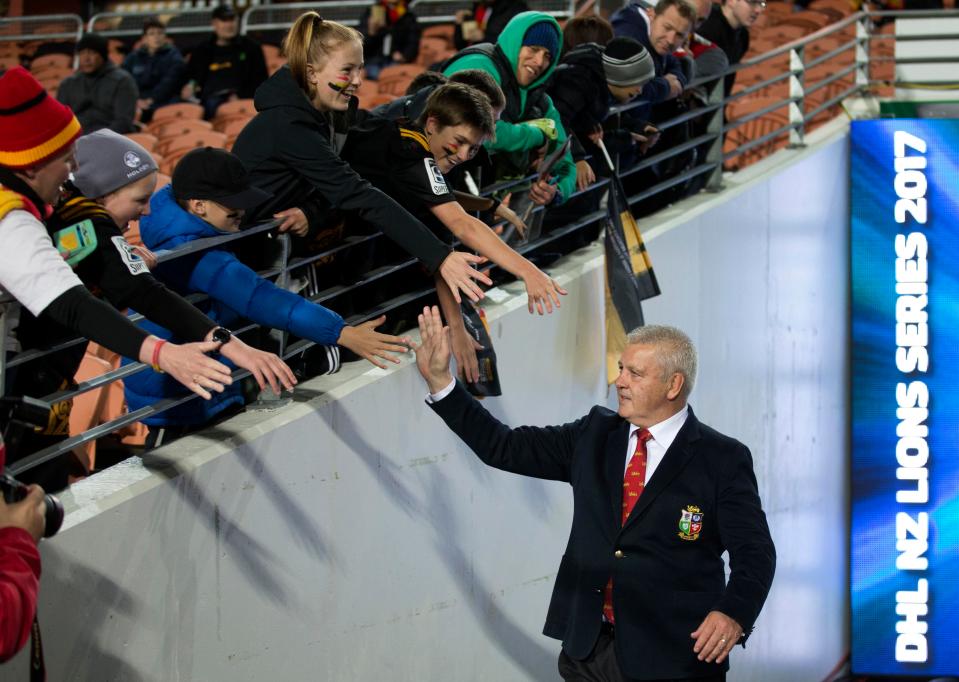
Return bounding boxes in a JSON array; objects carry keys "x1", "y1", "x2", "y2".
[
  {"x1": 442, "y1": 145, "x2": 458, "y2": 158},
  {"x1": 327, "y1": 76, "x2": 351, "y2": 93}
]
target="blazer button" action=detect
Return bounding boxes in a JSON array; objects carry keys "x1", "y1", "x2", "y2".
[{"x1": 614, "y1": 550, "x2": 624, "y2": 559}]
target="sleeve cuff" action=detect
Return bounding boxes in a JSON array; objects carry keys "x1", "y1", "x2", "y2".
[{"x1": 426, "y1": 378, "x2": 457, "y2": 404}]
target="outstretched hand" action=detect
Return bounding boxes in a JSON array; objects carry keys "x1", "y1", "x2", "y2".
[{"x1": 415, "y1": 305, "x2": 454, "y2": 394}]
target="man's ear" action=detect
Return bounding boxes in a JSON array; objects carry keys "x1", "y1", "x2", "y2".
[
  {"x1": 666, "y1": 372, "x2": 685, "y2": 401},
  {"x1": 189, "y1": 199, "x2": 206, "y2": 216},
  {"x1": 425, "y1": 115, "x2": 439, "y2": 136}
]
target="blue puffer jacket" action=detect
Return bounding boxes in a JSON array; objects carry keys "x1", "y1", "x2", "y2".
[{"x1": 123, "y1": 185, "x2": 347, "y2": 426}]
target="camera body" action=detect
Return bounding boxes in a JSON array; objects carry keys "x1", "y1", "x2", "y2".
[
  {"x1": 1, "y1": 396, "x2": 64, "y2": 538},
  {"x1": 0, "y1": 472, "x2": 63, "y2": 538}
]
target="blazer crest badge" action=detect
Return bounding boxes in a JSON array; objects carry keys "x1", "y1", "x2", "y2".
[{"x1": 678, "y1": 505, "x2": 703, "y2": 541}]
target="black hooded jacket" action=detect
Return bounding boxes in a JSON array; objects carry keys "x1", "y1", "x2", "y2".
[{"x1": 231, "y1": 66, "x2": 451, "y2": 273}]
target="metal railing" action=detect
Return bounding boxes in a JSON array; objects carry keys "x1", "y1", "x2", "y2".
[
  {"x1": 0, "y1": 14, "x2": 83, "y2": 46},
  {"x1": 242, "y1": 1, "x2": 375, "y2": 32},
  {"x1": 87, "y1": 7, "x2": 219, "y2": 39},
  {"x1": 4, "y1": 8, "x2": 959, "y2": 479}
]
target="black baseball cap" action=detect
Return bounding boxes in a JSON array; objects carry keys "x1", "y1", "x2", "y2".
[
  {"x1": 172, "y1": 147, "x2": 270, "y2": 210},
  {"x1": 212, "y1": 4, "x2": 237, "y2": 20}
]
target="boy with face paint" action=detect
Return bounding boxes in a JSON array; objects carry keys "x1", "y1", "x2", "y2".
[{"x1": 343, "y1": 83, "x2": 567, "y2": 384}]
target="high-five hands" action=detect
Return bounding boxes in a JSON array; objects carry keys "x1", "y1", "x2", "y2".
[
  {"x1": 415, "y1": 305, "x2": 454, "y2": 394},
  {"x1": 691, "y1": 610, "x2": 743, "y2": 664}
]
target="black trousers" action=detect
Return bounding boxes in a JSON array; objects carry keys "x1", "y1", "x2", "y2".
[{"x1": 558, "y1": 623, "x2": 726, "y2": 682}]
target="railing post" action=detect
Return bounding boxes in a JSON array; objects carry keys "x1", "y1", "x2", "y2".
[
  {"x1": 705, "y1": 77, "x2": 725, "y2": 192},
  {"x1": 856, "y1": 15, "x2": 870, "y2": 92},
  {"x1": 275, "y1": 232, "x2": 292, "y2": 360},
  {"x1": 788, "y1": 46, "x2": 806, "y2": 149}
]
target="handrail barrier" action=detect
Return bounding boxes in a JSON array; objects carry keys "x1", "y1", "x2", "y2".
[
  {"x1": 87, "y1": 7, "x2": 218, "y2": 39},
  {"x1": 0, "y1": 14, "x2": 83, "y2": 46},
  {"x1": 3, "y1": 8, "x2": 959, "y2": 480}
]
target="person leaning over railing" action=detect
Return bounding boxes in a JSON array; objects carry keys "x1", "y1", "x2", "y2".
[
  {"x1": 442, "y1": 11, "x2": 577, "y2": 211},
  {"x1": 231, "y1": 11, "x2": 492, "y2": 307},
  {"x1": 343, "y1": 83, "x2": 567, "y2": 383},
  {"x1": 125, "y1": 147, "x2": 419, "y2": 448},
  {"x1": 549, "y1": 36, "x2": 659, "y2": 192},
  {"x1": 9, "y1": 129, "x2": 296, "y2": 487},
  {"x1": 0, "y1": 68, "x2": 250, "y2": 460}
]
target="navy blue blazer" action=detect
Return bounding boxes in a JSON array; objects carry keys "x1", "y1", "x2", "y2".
[{"x1": 429, "y1": 382, "x2": 776, "y2": 680}]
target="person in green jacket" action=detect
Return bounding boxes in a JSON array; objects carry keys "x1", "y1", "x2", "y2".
[{"x1": 442, "y1": 11, "x2": 577, "y2": 208}]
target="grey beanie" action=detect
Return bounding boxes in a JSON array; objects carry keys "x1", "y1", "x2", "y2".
[
  {"x1": 73, "y1": 129, "x2": 158, "y2": 198},
  {"x1": 602, "y1": 37, "x2": 655, "y2": 87}
]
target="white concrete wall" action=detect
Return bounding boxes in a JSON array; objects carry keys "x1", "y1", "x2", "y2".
[{"x1": 3, "y1": 122, "x2": 850, "y2": 682}]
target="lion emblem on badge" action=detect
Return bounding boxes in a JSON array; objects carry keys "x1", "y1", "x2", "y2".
[{"x1": 678, "y1": 505, "x2": 703, "y2": 541}]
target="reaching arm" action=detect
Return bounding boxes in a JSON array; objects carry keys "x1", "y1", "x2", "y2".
[
  {"x1": 187, "y1": 249, "x2": 347, "y2": 345},
  {"x1": 430, "y1": 201, "x2": 565, "y2": 314},
  {"x1": 416, "y1": 305, "x2": 581, "y2": 481}
]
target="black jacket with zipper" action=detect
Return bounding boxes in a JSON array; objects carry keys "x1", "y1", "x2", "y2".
[{"x1": 231, "y1": 66, "x2": 451, "y2": 274}]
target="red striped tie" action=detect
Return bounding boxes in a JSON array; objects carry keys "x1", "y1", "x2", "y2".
[{"x1": 602, "y1": 428, "x2": 652, "y2": 624}]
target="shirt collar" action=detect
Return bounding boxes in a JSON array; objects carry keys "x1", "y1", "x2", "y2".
[{"x1": 628, "y1": 403, "x2": 689, "y2": 449}]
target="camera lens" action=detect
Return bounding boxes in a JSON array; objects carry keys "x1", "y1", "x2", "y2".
[{"x1": 43, "y1": 494, "x2": 64, "y2": 538}]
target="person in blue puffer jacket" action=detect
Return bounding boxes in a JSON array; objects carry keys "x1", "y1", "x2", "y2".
[{"x1": 124, "y1": 146, "x2": 414, "y2": 436}]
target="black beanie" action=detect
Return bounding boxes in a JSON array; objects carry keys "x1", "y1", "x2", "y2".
[{"x1": 76, "y1": 33, "x2": 109, "y2": 61}]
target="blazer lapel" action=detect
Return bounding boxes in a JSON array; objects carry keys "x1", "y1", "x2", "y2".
[
  {"x1": 622, "y1": 408, "x2": 702, "y2": 531},
  {"x1": 604, "y1": 420, "x2": 631, "y2": 526}
]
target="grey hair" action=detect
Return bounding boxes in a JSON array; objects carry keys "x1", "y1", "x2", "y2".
[{"x1": 625, "y1": 325, "x2": 697, "y2": 398}]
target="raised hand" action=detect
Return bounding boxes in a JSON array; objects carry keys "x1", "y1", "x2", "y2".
[
  {"x1": 149, "y1": 339, "x2": 234, "y2": 400},
  {"x1": 415, "y1": 305, "x2": 454, "y2": 393},
  {"x1": 337, "y1": 315, "x2": 412, "y2": 369},
  {"x1": 521, "y1": 264, "x2": 567, "y2": 315},
  {"x1": 438, "y1": 251, "x2": 492, "y2": 304},
  {"x1": 450, "y1": 322, "x2": 482, "y2": 383},
  {"x1": 273, "y1": 207, "x2": 309, "y2": 237},
  {"x1": 218, "y1": 336, "x2": 297, "y2": 396}
]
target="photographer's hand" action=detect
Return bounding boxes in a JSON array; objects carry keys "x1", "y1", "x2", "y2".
[{"x1": 0, "y1": 485, "x2": 45, "y2": 543}]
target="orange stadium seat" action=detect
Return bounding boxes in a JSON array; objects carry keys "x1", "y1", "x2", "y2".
[
  {"x1": 156, "y1": 130, "x2": 228, "y2": 158},
  {"x1": 148, "y1": 117, "x2": 213, "y2": 139},
  {"x1": 149, "y1": 102, "x2": 204, "y2": 125},
  {"x1": 422, "y1": 24, "x2": 454, "y2": 46},
  {"x1": 70, "y1": 352, "x2": 115, "y2": 472},
  {"x1": 125, "y1": 132, "x2": 159, "y2": 152},
  {"x1": 30, "y1": 52, "x2": 71, "y2": 72},
  {"x1": 724, "y1": 97, "x2": 791, "y2": 170}
]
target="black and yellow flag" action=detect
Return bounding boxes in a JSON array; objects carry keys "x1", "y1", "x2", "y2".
[{"x1": 603, "y1": 161, "x2": 660, "y2": 383}]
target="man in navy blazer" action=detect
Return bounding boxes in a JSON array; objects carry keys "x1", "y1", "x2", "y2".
[{"x1": 415, "y1": 306, "x2": 775, "y2": 681}]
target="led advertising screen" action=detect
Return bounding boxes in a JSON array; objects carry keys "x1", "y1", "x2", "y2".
[{"x1": 850, "y1": 118, "x2": 959, "y2": 676}]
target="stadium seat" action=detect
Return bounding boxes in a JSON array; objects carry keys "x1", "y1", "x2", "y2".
[
  {"x1": 30, "y1": 52, "x2": 72, "y2": 72},
  {"x1": 377, "y1": 64, "x2": 424, "y2": 95},
  {"x1": 422, "y1": 24, "x2": 454, "y2": 47},
  {"x1": 149, "y1": 102, "x2": 204, "y2": 125},
  {"x1": 417, "y1": 36, "x2": 454, "y2": 66},
  {"x1": 724, "y1": 96, "x2": 791, "y2": 169},
  {"x1": 156, "y1": 130, "x2": 228, "y2": 158},
  {"x1": 125, "y1": 132, "x2": 159, "y2": 152},
  {"x1": 70, "y1": 352, "x2": 114, "y2": 472},
  {"x1": 148, "y1": 117, "x2": 213, "y2": 139},
  {"x1": 215, "y1": 117, "x2": 252, "y2": 138}
]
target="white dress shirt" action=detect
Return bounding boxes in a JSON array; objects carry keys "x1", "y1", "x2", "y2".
[{"x1": 624, "y1": 405, "x2": 689, "y2": 483}]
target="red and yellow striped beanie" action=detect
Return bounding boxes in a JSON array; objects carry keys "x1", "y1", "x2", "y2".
[{"x1": 0, "y1": 66, "x2": 82, "y2": 170}]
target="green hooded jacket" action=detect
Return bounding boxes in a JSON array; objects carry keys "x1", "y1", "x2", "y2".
[{"x1": 443, "y1": 11, "x2": 576, "y2": 203}]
